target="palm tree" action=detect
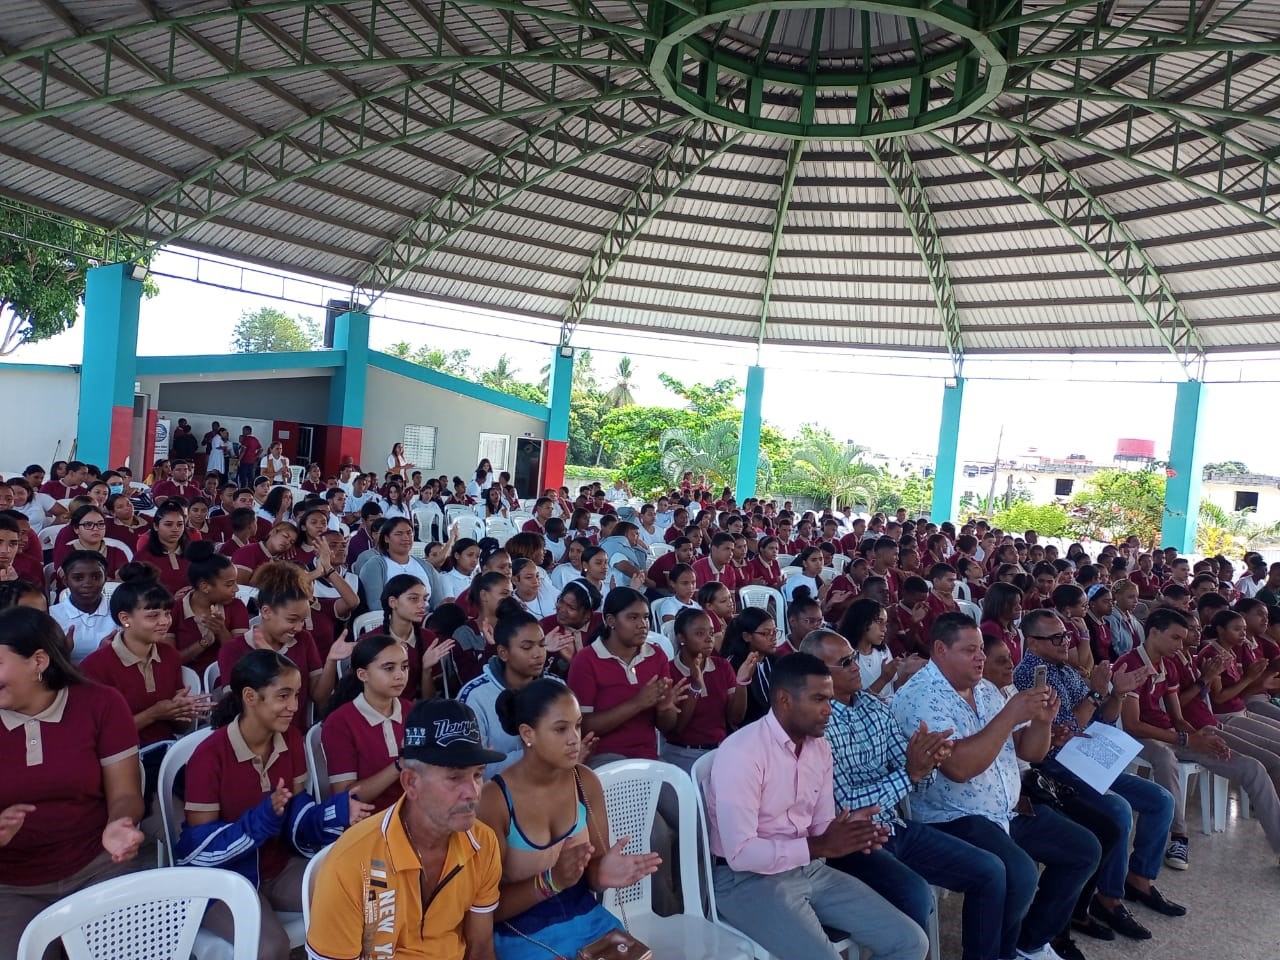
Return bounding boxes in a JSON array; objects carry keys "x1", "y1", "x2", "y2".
[
  {"x1": 605, "y1": 357, "x2": 636, "y2": 409},
  {"x1": 788, "y1": 437, "x2": 881, "y2": 512},
  {"x1": 659, "y1": 421, "x2": 773, "y2": 492},
  {"x1": 539, "y1": 348, "x2": 596, "y2": 392},
  {"x1": 480, "y1": 354, "x2": 519, "y2": 392}
]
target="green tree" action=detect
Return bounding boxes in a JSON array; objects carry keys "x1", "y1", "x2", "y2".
[
  {"x1": 1196, "y1": 502, "x2": 1280, "y2": 555},
  {"x1": 479, "y1": 354, "x2": 521, "y2": 393},
  {"x1": 1, "y1": 204, "x2": 156, "y2": 354},
  {"x1": 231, "y1": 307, "x2": 319, "y2": 353},
  {"x1": 1068, "y1": 467, "x2": 1166, "y2": 545},
  {"x1": 990, "y1": 502, "x2": 1070, "y2": 538},
  {"x1": 596, "y1": 405, "x2": 688, "y2": 495},
  {"x1": 656, "y1": 373, "x2": 741, "y2": 419},
  {"x1": 605, "y1": 357, "x2": 636, "y2": 410},
  {"x1": 659, "y1": 420, "x2": 773, "y2": 492},
  {"x1": 386, "y1": 341, "x2": 473, "y2": 377},
  {"x1": 1203, "y1": 461, "x2": 1249, "y2": 476},
  {"x1": 787, "y1": 436, "x2": 881, "y2": 511}
]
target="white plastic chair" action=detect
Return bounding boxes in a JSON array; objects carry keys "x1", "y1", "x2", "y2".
[
  {"x1": 486, "y1": 517, "x2": 516, "y2": 543},
  {"x1": 289, "y1": 465, "x2": 305, "y2": 485},
  {"x1": 158, "y1": 728, "x2": 306, "y2": 953},
  {"x1": 39, "y1": 523, "x2": 67, "y2": 552},
  {"x1": 1131, "y1": 755, "x2": 1215, "y2": 835},
  {"x1": 829, "y1": 554, "x2": 848, "y2": 574},
  {"x1": 104, "y1": 536, "x2": 134, "y2": 561},
  {"x1": 777, "y1": 554, "x2": 795, "y2": 567},
  {"x1": 780, "y1": 565, "x2": 806, "y2": 581},
  {"x1": 414, "y1": 503, "x2": 445, "y2": 542},
  {"x1": 509, "y1": 511, "x2": 534, "y2": 529},
  {"x1": 957, "y1": 599, "x2": 983, "y2": 622},
  {"x1": 181, "y1": 665, "x2": 202, "y2": 696},
  {"x1": 690, "y1": 753, "x2": 854, "y2": 960},
  {"x1": 17, "y1": 866, "x2": 262, "y2": 960},
  {"x1": 234, "y1": 584, "x2": 258, "y2": 606},
  {"x1": 409, "y1": 541, "x2": 427, "y2": 559},
  {"x1": 647, "y1": 629, "x2": 675, "y2": 660},
  {"x1": 738, "y1": 585, "x2": 787, "y2": 632},
  {"x1": 650, "y1": 543, "x2": 674, "y2": 559},
  {"x1": 353, "y1": 611, "x2": 383, "y2": 637},
  {"x1": 202, "y1": 662, "x2": 222, "y2": 699},
  {"x1": 444, "y1": 504, "x2": 474, "y2": 529},
  {"x1": 305, "y1": 722, "x2": 330, "y2": 800},
  {"x1": 59, "y1": 582, "x2": 120, "y2": 604},
  {"x1": 594, "y1": 759, "x2": 756, "y2": 960},
  {"x1": 301, "y1": 844, "x2": 332, "y2": 932}
]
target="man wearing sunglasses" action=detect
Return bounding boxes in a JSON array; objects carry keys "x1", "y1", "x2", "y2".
[
  {"x1": 801, "y1": 628, "x2": 1029, "y2": 960},
  {"x1": 1013, "y1": 608, "x2": 1180, "y2": 944}
]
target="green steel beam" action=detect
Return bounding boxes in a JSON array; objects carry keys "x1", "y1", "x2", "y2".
[
  {"x1": 113, "y1": 64, "x2": 649, "y2": 246},
  {"x1": 867, "y1": 124, "x2": 964, "y2": 376},
  {"x1": 559, "y1": 119, "x2": 747, "y2": 346},
  {"x1": 754, "y1": 139, "x2": 804, "y2": 351},
  {"x1": 354, "y1": 97, "x2": 685, "y2": 304},
  {"x1": 925, "y1": 128, "x2": 1207, "y2": 376}
]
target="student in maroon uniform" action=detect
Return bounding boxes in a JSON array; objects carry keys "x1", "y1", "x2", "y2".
[
  {"x1": 0, "y1": 607, "x2": 145, "y2": 955},
  {"x1": 922, "y1": 562, "x2": 961, "y2": 638},
  {"x1": 721, "y1": 606, "x2": 780, "y2": 726},
  {"x1": 233, "y1": 521, "x2": 299, "y2": 584},
  {"x1": 180, "y1": 649, "x2": 371, "y2": 958},
  {"x1": 662, "y1": 607, "x2": 755, "y2": 773},
  {"x1": 152, "y1": 460, "x2": 201, "y2": 502},
  {"x1": 105, "y1": 492, "x2": 151, "y2": 546},
  {"x1": 363, "y1": 574, "x2": 454, "y2": 700},
  {"x1": 568, "y1": 587, "x2": 686, "y2": 764},
  {"x1": 169, "y1": 542, "x2": 250, "y2": 674},
  {"x1": 53, "y1": 504, "x2": 130, "y2": 583},
  {"x1": 648, "y1": 537, "x2": 694, "y2": 594},
  {"x1": 321, "y1": 633, "x2": 413, "y2": 812},
  {"x1": 693, "y1": 531, "x2": 735, "y2": 591},
  {"x1": 1085, "y1": 584, "x2": 1116, "y2": 664},
  {"x1": 218, "y1": 562, "x2": 352, "y2": 732},
  {"x1": 541, "y1": 579, "x2": 604, "y2": 675},
  {"x1": 38, "y1": 459, "x2": 88, "y2": 499},
  {"x1": 743, "y1": 535, "x2": 785, "y2": 590},
  {"x1": 139, "y1": 500, "x2": 192, "y2": 595},
  {"x1": 980, "y1": 580, "x2": 1025, "y2": 666}
]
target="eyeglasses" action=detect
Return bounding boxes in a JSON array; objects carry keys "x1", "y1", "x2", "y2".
[
  {"x1": 752, "y1": 629, "x2": 779, "y2": 640},
  {"x1": 77, "y1": 521, "x2": 106, "y2": 530},
  {"x1": 838, "y1": 654, "x2": 856, "y2": 668},
  {"x1": 1028, "y1": 631, "x2": 1069, "y2": 646}
]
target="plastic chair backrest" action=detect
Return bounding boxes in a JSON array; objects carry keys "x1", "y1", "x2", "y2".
[
  {"x1": 39, "y1": 524, "x2": 67, "y2": 551},
  {"x1": 777, "y1": 554, "x2": 795, "y2": 567},
  {"x1": 829, "y1": 554, "x2": 848, "y2": 574},
  {"x1": 353, "y1": 611, "x2": 383, "y2": 637},
  {"x1": 181, "y1": 666, "x2": 202, "y2": 696},
  {"x1": 17, "y1": 866, "x2": 262, "y2": 960},
  {"x1": 646, "y1": 630, "x2": 675, "y2": 661},
  {"x1": 690, "y1": 751, "x2": 721, "y2": 914},
  {"x1": 486, "y1": 518, "x2": 516, "y2": 543},
  {"x1": 780, "y1": 565, "x2": 805, "y2": 581},
  {"x1": 305, "y1": 722, "x2": 330, "y2": 800},
  {"x1": 660, "y1": 619, "x2": 677, "y2": 644},
  {"x1": 594, "y1": 759, "x2": 707, "y2": 922},
  {"x1": 302, "y1": 844, "x2": 332, "y2": 932},
  {"x1": 957, "y1": 599, "x2": 983, "y2": 622},
  {"x1": 203, "y1": 662, "x2": 221, "y2": 698},
  {"x1": 409, "y1": 541, "x2": 427, "y2": 559},
  {"x1": 444, "y1": 504, "x2": 473, "y2": 528},
  {"x1": 739, "y1": 585, "x2": 786, "y2": 622},
  {"x1": 289, "y1": 465, "x2": 305, "y2": 484},
  {"x1": 157, "y1": 728, "x2": 215, "y2": 866},
  {"x1": 235, "y1": 584, "x2": 258, "y2": 607},
  {"x1": 649, "y1": 543, "x2": 673, "y2": 559},
  {"x1": 104, "y1": 537, "x2": 134, "y2": 561}
]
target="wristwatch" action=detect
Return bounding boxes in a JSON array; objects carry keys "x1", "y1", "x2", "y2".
[{"x1": 1086, "y1": 690, "x2": 1105, "y2": 704}]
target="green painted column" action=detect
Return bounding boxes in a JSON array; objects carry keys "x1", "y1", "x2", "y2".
[
  {"x1": 736, "y1": 365, "x2": 765, "y2": 498},
  {"x1": 930, "y1": 378, "x2": 965, "y2": 523},
  {"x1": 1161, "y1": 380, "x2": 1205, "y2": 553}
]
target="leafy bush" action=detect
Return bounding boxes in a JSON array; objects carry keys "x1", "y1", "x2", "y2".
[{"x1": 990, "y1": 502, "x2": 1070, "y2": 538}]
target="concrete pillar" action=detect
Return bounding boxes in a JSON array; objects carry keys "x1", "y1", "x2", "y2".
[
  {"x1": 930, "y1": 378, "x2": 965, "y2": 523},
  {"x1": 544, "y1": 345, "x2": 574, "y2": 490},
  {"x1": 1161, "y1": 380, "x2": 1205, "y2": 553},
  {"x1": 77, "y1": 262, "x2": 144, "y2": 468},
  {"x1": 325, "y1": 310, "x2": 369, "y2": 473},
  {"x1": 735, "y1": 365, "x2": 766, "y2": 499}
]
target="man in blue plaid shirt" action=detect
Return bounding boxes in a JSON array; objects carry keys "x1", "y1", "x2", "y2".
[{"x1": 798, "y1": 628, "x2": 1035, "y2": 960}]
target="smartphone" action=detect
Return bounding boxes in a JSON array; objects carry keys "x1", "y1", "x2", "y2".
[{"x1": 1033, "y1": 664, "x2": 1048, "y2": 689}]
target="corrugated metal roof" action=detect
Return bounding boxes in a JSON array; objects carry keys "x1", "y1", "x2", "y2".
[{"x1": 1, "y1": 0, "x2": 1278, "y2": 360}]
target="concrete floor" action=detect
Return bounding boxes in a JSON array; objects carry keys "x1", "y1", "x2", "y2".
[{"x1": 936, "y1": 787, "x2": 1278, "y2": 960}]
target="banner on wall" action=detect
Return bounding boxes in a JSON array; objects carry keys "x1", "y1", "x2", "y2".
[{"x1": 153, "y1": 419, "x2": 170, "y2": 464}]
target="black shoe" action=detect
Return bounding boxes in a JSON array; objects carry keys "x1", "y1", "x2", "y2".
[
  {"x1": 1070, "y1": 915, "x2": 1115, "y2": 941},
  {"x1": 1124, "y1": 882, "x2": 1187, "y2": 917},
  {"x1": 1089, "y1": 900, "x2": 1152, "y2": 940},
  {"x1": 1051, "y1": 935, "x2": 1088, "y2": 960}
]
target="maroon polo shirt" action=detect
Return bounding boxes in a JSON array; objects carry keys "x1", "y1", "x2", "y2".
[
  {"x1": 321, "y1": 695, "x2": 412, "y2": 812},
  {"x1": 217, "y1": 630, "x2": 323, "y2": 732},
  {"x1": 170, "y1": 594, "x2": 251, "y2": 675},
  {"x1": 666, "y1": 655, "x2": 737, "y2": 749},
  {"x1": 567, "y1": 639, "x2": 670, "y2": 760},
  {"x1": 81, "y1": 635, "x2": 186, "y2": 745}
]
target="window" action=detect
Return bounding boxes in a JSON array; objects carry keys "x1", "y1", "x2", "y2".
[
  {"x1": 1235, "y1": 490, "x2": 1259, "y2": 512},
  {"x1": 1054, "y1": 478, "x2": 1074, "y2": 497},
  {"x1": 402, "y1": 424, "x2": 438, "y2": 471},
  {"x1": 478, "y1": 433, "x2": 509, "y2": 472}
]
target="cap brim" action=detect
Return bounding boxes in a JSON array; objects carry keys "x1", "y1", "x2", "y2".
[{"x1": 403, "y1": 745, "x2": 507, "y2": 768}]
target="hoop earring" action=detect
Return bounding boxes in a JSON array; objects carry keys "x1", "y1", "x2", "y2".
[{"x1": 36, "y1": 671, "x2": 43, "y2": 684}]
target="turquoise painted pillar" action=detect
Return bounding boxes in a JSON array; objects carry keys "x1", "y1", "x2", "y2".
[
  {"x1": 544, "y1": 346, "x2": 574, "y2": 489},
  {"x1": 930, "y1": 378, "x2": 965, "y2": 523},
  {"x1": 325, "y1": 311, "x2": 370, "y2": 472},
  {"x1": 1161, "y1": 380, "x2": 1205, "y2": 553},
  {"x1": 736, "y1": 365, "x2": 765, "y2": 499},
  {"x1": 77, "y1": 262, "x2": 144, "y2": 468}
]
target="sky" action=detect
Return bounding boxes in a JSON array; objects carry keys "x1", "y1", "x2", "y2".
[{"x1": 10, "y1": 246, "x2": 1280, "y2": 475}]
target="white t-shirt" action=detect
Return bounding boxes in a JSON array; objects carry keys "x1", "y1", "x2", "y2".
[
  {"x1": 50, "y1": 596, "x2": 116, "y2": 663},
  {"x1": 552, "y1": 563, "x2": 583, "y2": 590},
  {"x1": 783, "y1": 573, "x2": 823, "y2": 602},
  {"x1": 17, "y1": 496, "x2": 53, "y2": 532},
  {"x1": 654, "y1": 596, "x2": 700, "y2": 624},
  {"x1": 438, "y1": 567, "x2": 475, "y2": 602},
  {"x1": 605, "y1": 487, "x2": 628, "y2": 503},
  {"x1": 637, "y1": 525, "x2": 664, "y2": 546},
  {"x1": 856, "y1": 646, "x2": 896, "y2": 699}
]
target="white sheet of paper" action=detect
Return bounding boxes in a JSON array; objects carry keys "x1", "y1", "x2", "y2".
[{"x1": 1054, "y1": 722, "x2": 1143, "y2": 794}]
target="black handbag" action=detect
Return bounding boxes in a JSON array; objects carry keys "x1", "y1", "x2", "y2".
[{"x1": 1022, "y1": 768, "x2": 1077, "y2": 808}]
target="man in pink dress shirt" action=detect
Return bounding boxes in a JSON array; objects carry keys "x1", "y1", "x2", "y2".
[{"x1": 705, "y1": 652, "x2": 928, "y2": 960}]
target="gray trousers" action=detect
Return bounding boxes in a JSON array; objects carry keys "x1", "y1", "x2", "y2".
[
  {"x1": 1140, "y1": 738, "x2": 1280, "y2": 853},
  {"x1": 1218, "y1": 712, "x2": 1280, "y2": 792},
  {"x1": 1246, "y1": 696, "x2": 1280, "y2": 724},
  {"x1": 0, "y1": 851, "x2": 135, "y2": 960},
  {"x1": 713, "y1": 859, "x2": 928, "y2": 960},
  {"x1": 201, "y1": 855, "x2": 306, "y2": 960}
]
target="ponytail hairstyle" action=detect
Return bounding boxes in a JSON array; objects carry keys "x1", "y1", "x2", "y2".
[
  {"x1": 325, "y1": 633, "x2": 401, "y2": 718},
  {"x1": 1051, "y1": 583, "x2": 1086, "y2": 612},
  {"x1": 109, "y1": 563, "x2": 173, "y2": 625},
  {"x1": 380, "y1": 574, "x2": 427, "y2": 638},
  {"x1": 722, "y1": 606, "x2": 775, "y2": 661},
  {"x1": 495, "y1": 677, "x2": 575, "y2": 738},
  {"x1": 493, "y1": 598, "x2": 539, "y2": 648},
  {"x1": 250, "y1": 559, "x2": 312, "y2": 609},
  {"x1": 561, "y1": 578, "x2": 602, "y2": 615},
  {"x1": 696, "y1": 581, "x2": 729, "y2": 609},
  {"x1": 480, "y1": 545, "x2": 511, "y2": 575},
  {"x1": 668, "y1": 562, "x2": 694, "y2": 587},
  {"x1": 0, "y1": 607, "x2": 82, "y2": 687},
  {"x1": 185, "y1": 540, "x2": 234, "y2": 588},
  {"x1": 211, "y1": 648, "x2": 300, "y2": 728},
  {"x1": 591, "y1": 586, "x2": 647, "y2": 645},
  {"x1": 468, "y1": 570, "x2": 511, "y2": 611},
  {"x1": 145, "y1": 499, "x2": 190, "y2": 557}
]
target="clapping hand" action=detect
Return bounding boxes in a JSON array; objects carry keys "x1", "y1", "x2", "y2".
[
  {"x1": 422, "y1": 636, "x2": 456, "y2": 669},
  {"x1": 269, "y1": 778, "x2": 293, "y2": 816},
  {"x1": 551, "y1": 838, "x2": 594, "y2": 891},
  {"x1": 658, "y1": 677, "x2": 691, "y2": 711},
  {"x1": 1109, "y1": 662, "x2": 1150, "y2": 696},
  {"x1": 0, "y1": 804, "x2": 35, "y2": 846},
  {"x1": 735, "y1": 651, "x2": 761, "y2": 684},
  {"x1": 595, "y1": 837, "x2": 661, "y2": 890},
  {"x1": 904, "y1": 723, "x2": 954, "y2": 781},
  {"x1": 326, "y1": 629, "x2": 355, "y2": 663},
  {"x1": 544, "y1": 627, "x2": 578, "y2": 658},
  {"x1": 102, "y1": 818, "x2": 145, "y2": 863}
]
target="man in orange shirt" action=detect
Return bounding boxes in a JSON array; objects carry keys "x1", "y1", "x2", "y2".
[{"x1": 307, "y1": 701, "x2": 506, "y2": 960}]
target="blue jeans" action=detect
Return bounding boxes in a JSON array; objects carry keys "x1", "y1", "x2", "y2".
[
  {"x1": 935, "y1": 808, "x2": 1099, "y2": 956},
  {"x1": 1044, "y1": 764, "x2": 1175, "y2": 898},
  {"x1": 830, "y1": 820, "x2": 1008, "y2": 960}
]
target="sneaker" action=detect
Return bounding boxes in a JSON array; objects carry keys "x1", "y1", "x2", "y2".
[
  {"x1": 1016, "y1": 945, "x2": 1064, "y2": 960},
  {"x1": 1164, "y1": 837, "x2": 1189, "y2": 870}
]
